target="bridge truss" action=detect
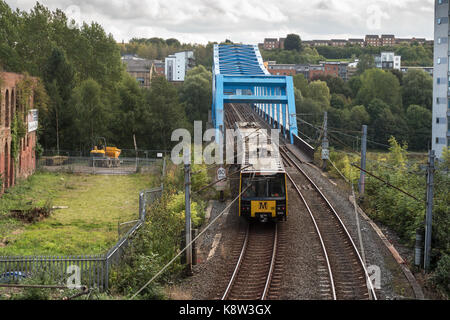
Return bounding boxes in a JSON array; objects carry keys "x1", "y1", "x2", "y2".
[{"x1": 212, "y1": 44, "x2": 298, "y2": 143}]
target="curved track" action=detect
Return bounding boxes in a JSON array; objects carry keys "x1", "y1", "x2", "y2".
[
  {"x1": 281, "y1": 146, "x2": 377, "y2": 300},
  {"x1": 227, "y1": 102, "x2": 377, "y2": 300}
]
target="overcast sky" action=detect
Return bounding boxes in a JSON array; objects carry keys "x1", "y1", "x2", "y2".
[{"x1": 6, "y1": 0, "x2": 434, "y2": 44}]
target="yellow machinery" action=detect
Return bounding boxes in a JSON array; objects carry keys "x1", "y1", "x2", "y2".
[{"x1": 89, "y1": 138, "x2": 121, "y2": 168}]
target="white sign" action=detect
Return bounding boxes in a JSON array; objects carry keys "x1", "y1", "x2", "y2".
[
  {"x1": 157, "y1": 153, "x2": 163, "y2": 158},
  {"x1": 27, "y1": 109, "x2": 38, "y2": 133},
  {"x1": 321, "y1": 149, "x2": 329, "y2": 160},
  {"x1": 217, "y1": 167, "x2": 226, "y2": 180}
]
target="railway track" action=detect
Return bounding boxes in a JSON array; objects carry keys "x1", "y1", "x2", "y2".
[
  {"x1": 221, "y1": 222, "x2": 282, "y2": 300},
  {"x1": 280, "y1": 146, "x2": 377, "y2": 300}
]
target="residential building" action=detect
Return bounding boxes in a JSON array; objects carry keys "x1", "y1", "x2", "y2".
[
  {"x1": 347, "y1": 66, "x2": 358, "y2": 79},
  {"x1": 295, "y1": 64, "x2": 310, "y2": 79},
  {"x1": 365, "y1": 35, "x2": 380, "y2": 46},
  {"x1": 267, "y1": 64, "x2": 296, "y2": 76},
  {"x1": 330, "y1": 39, "x2": 348, "y2": 47},
  {"x1": 432, "y1": 0, "x2": 450, "y2": 158},
  {"x1": 312, "y1": 40, "x2": 330, "y2": 46},
  {"x1": 375, "y1": 52, "x2": 401, "y2": 70},
  {"x1": 309, "y1": 65, "x2": 325, "y2": 80},
  {"x1": 263, "y1": 38, "x2": 279, "y2": 50},
  {"x1": 165, "y1": 51, "x2": 195, "y2": 82},
  {"x1": 0, "y1": 72, "x2": 38, "y2": 194},
  {"x1": 122, "y1": 55, "x2": 154, "y2": 88},
  {"x1": 348, "y1": 38, "x2": 365, "y2": 47},
  {"x1": 381, "y1": 34, "x2": 395, "y2": 46}
]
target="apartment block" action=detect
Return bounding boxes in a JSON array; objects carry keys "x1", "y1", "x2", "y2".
[
  {"x1": 432, "y1": 0, "x2": 450, "y2": 158},
  {"x1": 165, "y1": 51, "x2": 195, "y2": 82}
]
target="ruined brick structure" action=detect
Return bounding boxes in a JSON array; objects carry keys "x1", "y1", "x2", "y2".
[{"x1": 0, "y1": 72, "x2": 38, "y2": 194}]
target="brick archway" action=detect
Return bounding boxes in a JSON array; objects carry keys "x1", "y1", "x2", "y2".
[
  {"x1": 3, "y1": 142, "x2": 9, "y2": 188},
  {"x1": 5, "y1": 89, "x2": 9, "y2": 127}
]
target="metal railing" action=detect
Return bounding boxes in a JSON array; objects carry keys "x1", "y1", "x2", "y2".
[
  {"x1": 37, "y1": 156, "x2": 163, "y2": 175},
  {"x1": 0, "y1": 187, "x2": 163, "y2": 291}
]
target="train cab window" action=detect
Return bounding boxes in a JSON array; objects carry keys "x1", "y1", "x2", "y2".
[
  {"x1": 242, "y1": 174, "x2": 285, "y2": 199},
  {"x1": 268, "y1": 175, "x2": 285, "y2": 198}
]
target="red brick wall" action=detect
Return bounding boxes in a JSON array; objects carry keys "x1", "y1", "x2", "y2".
[{"x1": 0, "y1": 72, "x2": 38, "y2": 194}]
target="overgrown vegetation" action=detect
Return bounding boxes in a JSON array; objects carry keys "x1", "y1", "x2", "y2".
[
  {"x1": 109, "y1": 160, "x2": 210, "y2": 299},
  {"x1": 326, "y1": 142, "x2": 449, "y2": 297},
  {"x1": 0, "y1": 172, "x2": 157, "y2": 255}
]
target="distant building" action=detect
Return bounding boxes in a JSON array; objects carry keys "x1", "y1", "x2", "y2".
[
  {"x1": 295, "y1": 64, "x2": 310, "y2": 79},
  {"x1": 432, "y1": 0, "x2": 449, "y2": 158},
  {"x1": 375, "y1": 52, "x2": 401, "y2": 70},
  {"x1": 381, "y1": 34, "x2": 395, "y2": 46},
  {"x1": 165, "y1": 51, "x2": 195, "y2": 82},
  {"x1": 347, "y1": 66, "x2": 358, "y2": 79},
  {"x1": 365, "y1": 35, "x2": 380, "y2": 46},
  {"x1": 267, "y1": 64, "x2": 296, "y2": 76},
  {"x1": 279, "y1": 38, "x2": 286, "y2": 50},
  {"x1": 330, "y1": 39, "x2": 348, "y2": 47},
  {"x1": 263, "y1": 38, "x2": 279, "y2": 50},
  {"x1": 312, "y1": 40, "x2": 330, "y2": 46},
  {"x1": 122, "y1": 55, "x2": 154, "y2": 88},
  {"x1": 348, "y1": 38, "x2": 365, "y2": 47},
  {"x1": 309, "y1": 65, "x2": 325, "y2": 80}
]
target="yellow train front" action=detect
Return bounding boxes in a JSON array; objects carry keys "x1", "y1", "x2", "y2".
[
  {"x1": 239, "y1": 172, "x2": 287, "y2": 222},
  {"x1": 234, "y1": 121, "x2": 287, "y2": 223}
]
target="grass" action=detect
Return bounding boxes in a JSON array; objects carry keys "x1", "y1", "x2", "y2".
[{"x1": 0, "y1": 172, "x2": 157, "y2": 256}]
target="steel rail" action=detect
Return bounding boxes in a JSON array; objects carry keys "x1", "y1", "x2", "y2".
[
  {"x1": 221, "y1": 226, "x2": 249, "y2": 300},
  {"x1": 262, "y1": 224, "x2": 278, "y2": 300},
  {"x1": 222, "y1": 223, "x2": 278, "y2": 300},
  {"x1": 281, "y1": 147, "x2": 377, "y2": 300},
  {"x1": 282, "y1": 161, "x2": 337, "y2": 300}
]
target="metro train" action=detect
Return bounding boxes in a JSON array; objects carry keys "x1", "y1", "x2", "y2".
[{"x1": 235, "y1": 121, "x2": 287, "y2": 222}]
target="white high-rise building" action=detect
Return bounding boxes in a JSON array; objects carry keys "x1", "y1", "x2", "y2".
[
  {"x1": 165, "y1": 51, "x2": 194, "y2": 82},
  {"x1": 433, "y1": 0, "x2": 450, "y2": 158}
]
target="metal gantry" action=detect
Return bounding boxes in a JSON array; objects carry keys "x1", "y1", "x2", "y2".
[{"x1": 212, "y1": 44, "x2": 298, "y2": 143}]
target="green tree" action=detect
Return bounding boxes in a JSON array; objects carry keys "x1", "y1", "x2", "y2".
[
  {"x1": 402, "y1": 69, "x2": 433, "y2": 111},
  {"x1": 306, "y1": 80, "x2": 330, "y2": 108},
  {"x1": 405, "y1": 105, "x2": 431, "y2": 150},
  {"x1": 70, "y1": 79, "x2": 109, "y2": 150},
  {"x1": 357, "y1": 69, "x2": 402, "y2": 112},
  {"x1": 357, "y1": 54, "x2": 375, "y2": 75},
  {"x1": 179, "y1": 66, "x2": 212, "y2": 126},
  {"x1": 42, "y1": 47, "x2": 75, "y2": 153},
  {"x1": 284, "y1": 34, "x2": 302, "y2": 51},
  {"x1": 144, "y1": 77, "x2": 189, "y2": 150},
  {"x1": 293, "y1": 74, "x2": 309, "y2": 96}
]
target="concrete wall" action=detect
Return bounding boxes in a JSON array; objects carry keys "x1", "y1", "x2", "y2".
[{"x1": 0, "y1": 72, "x2": 37, "y2": 194}]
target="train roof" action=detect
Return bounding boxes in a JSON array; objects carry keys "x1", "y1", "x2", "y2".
[{"x1": 235, "y1": 122, "x2": 285, "y2": 174}]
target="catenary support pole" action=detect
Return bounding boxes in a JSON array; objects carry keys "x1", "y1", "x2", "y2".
[
  {"x1": 321, "y1": 112, "x2": 329, "y2": 170},
  {"x1": 424, "y1": 150, "x2": 435, "y2": 272},
  {"x1": 359, "y1": 125, "x2": 367, "y2": 196},
  {"x1": 184, "y1": 150, "x2": 192, "y2": 275}
]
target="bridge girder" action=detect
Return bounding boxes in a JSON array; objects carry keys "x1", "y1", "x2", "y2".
[{"x1": 212, "y1": 44, "x2": 298, "y2": 143}]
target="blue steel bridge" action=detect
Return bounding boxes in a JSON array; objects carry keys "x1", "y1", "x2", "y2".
[{"x1": 211, "y1": 44, "x2": 298, "y2": 143}]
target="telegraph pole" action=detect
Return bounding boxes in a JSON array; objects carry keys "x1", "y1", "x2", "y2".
[
  {"x1": 321, "y1": 112, "x2": 329, "y2": 170},
  {"x1": 184, "y1": 148, "x2": 192, "y2": 275},
  {"x1": 424, "y1": 150, "x2": 435, "y2": 272},
  {"x1": 359, "y1": 125, "x2": 368, "y2": 197}
]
